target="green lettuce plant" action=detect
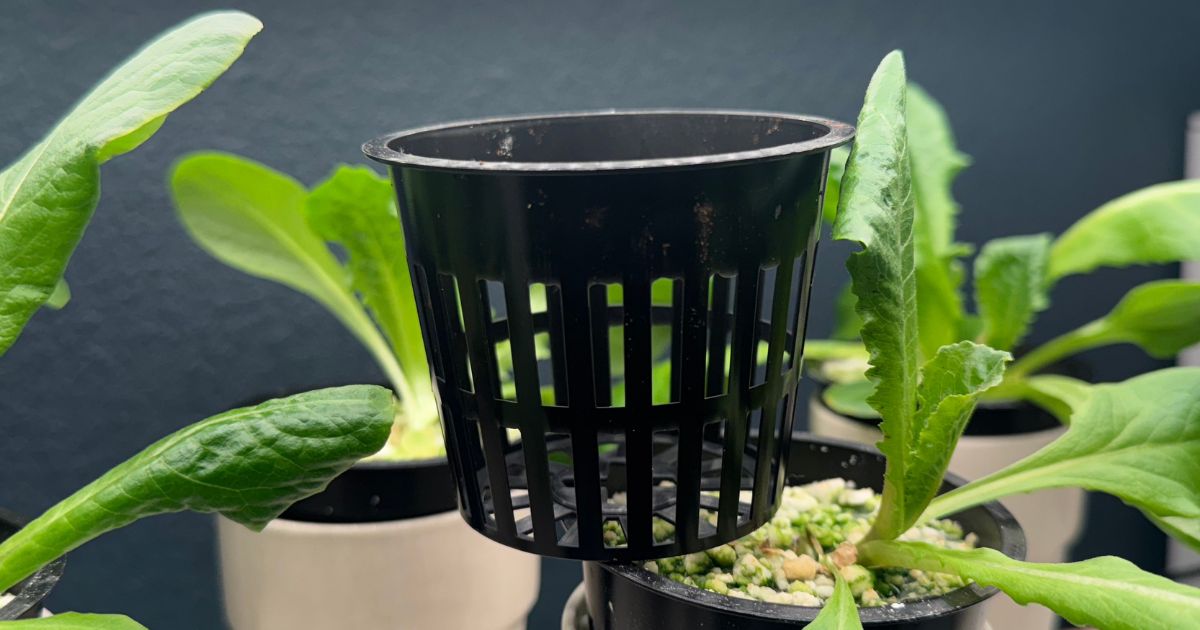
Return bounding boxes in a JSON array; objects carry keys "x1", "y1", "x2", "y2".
[
  {"x1": 169, "y1": 153, "x2": 674, "y2": 459},
  {"x1": 809, "y1": 70, "x2": 1200, "y2": 421},
  {"x1": 0, "y1": 13, "x2": 399, "y2": 629},
  {"x1": 804, "y1": 51, "x2": 1200, "y2": 630},
  {"x1": 169, "y1": 154, "x2": 443, "y2": 459}
]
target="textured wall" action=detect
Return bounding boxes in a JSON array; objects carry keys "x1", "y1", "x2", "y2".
[{"x1": 2, "y1": 1, "x2": 1197, "y2": 628}]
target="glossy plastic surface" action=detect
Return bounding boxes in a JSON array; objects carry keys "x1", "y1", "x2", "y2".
[{"x1": 366, "y1": 110, "x2": 852, "y2": 560}]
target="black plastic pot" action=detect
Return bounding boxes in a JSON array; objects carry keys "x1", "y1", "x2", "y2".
[
  {"x1": 365, "y1": 110, "x2": 853, "y2": 561},
  {"x1": 237, "y1": 386, "x2": 456, "y2": 523},
  {"x1": 0, "y1": 509, "x2": 65, "y2": 620},
  {"x1": 582, "y1": 434, "x2": 1025, "y2": 629},
  {"x1": 281, "y1": 457, "x2": 456, "y2": 523}
]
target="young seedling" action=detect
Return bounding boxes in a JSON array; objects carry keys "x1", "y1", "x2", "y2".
[
  {"x1": 809, "y1": 69, "x2": 1200, "y2": 423},
  {"x1": 803, "y1": 51, "x2": 1200, "y2": 629},
  {"x1": 0, "y1": 12, "x2": 400, "y2": 630}
]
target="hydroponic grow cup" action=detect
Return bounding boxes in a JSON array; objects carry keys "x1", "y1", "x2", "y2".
[{"x1": 365, "y1": 110, "x2": 853, "y2": 560}]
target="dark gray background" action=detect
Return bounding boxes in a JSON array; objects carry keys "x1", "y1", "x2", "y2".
[{"x1": 1, "y1": 1, "x2": 1195, "y2": 628}]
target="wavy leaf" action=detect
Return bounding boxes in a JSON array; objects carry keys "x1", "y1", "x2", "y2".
[
  {"x1": 926, "y1": 368, "x2": 1200, "y2": 551},
  {"x1": 973, "y1": 234, "x2": 1051, "y2": 351},
  {"x1": 0, "y1": 385, "x2": 395, "y2": 593},
  {"x1": 832, "y1": 51, "x2": 926, "y2": 543},
  {"x1": 907, "y1": 83, "x2": 971, "y2": 358},
  {"x1": 870, "y1": 341, "x2": 1008, "y2": 539}
]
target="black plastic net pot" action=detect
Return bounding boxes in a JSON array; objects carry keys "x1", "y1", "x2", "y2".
[
  {"x1": 0, "y1": 509, "x2": 65, "y2": 620},
  {"x1": 581, "y1": 434, "x2": 1026, "y2": 629},
  {"x1": 364, "y1": 110, "x2": 853, "y2": 561}
]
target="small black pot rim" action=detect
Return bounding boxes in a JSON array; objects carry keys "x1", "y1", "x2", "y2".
[
  {"x1": 278, "y1": 454, "x2": 457, "y2": 523},
  {"x1": 0, "y1": 509, "x2": 65, "y2": 621},
  {"x1": 599, "y1": 433, "x2": 1025, "y2": 626},
  {"x1": 363, "y1": 108, "x2": 854, "y2": 174}
]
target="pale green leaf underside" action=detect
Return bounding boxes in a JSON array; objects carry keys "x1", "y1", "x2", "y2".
[
  {"x1": 973, "y1": 234, "x2": 1051, "y2": 351},
  {"x1": 1048, "y1": 180, "x2": 1200, "y2": 279},
  {"x1": 0, "y1": 385, "x2": 395, "y2": 593},
  {"x1": 804, "y1": 573, "x2": 864, "y2": 630},
  {"x1": 831, "y1": 51, "x2": 921, "y2": 542},
  {"x1": 0, "y1": 11, "x2": 261, "y2": 355},
  {"x1": 907, "y1": 83, "x2": 971, "y2": 359},
  {"x1": 170, "y1": 153, "x2": 407, "y2": 395},
  {"x1": 926, "y1": 368, "x2": 1200, "y2": 551},
  {"x1": 0, "y1": 613, "x2": 147, "y2": 630},
  {"x1": 860, "y1": 541, "x2": 1200, "y2": 630},
  {"x1": 871, "y1": 341, "x2": 1008, "y2": 539}
]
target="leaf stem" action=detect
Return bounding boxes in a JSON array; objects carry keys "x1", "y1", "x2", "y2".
[{"x1": 1005, "y1": 319, "x2": 1114, "y2": 380}]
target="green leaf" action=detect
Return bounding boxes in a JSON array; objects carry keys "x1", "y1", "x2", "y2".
[
  {"x1": 1048, "y1": 180, "x2": 1200, "y2": 280},
  {"x1": 1007, "y1": 280, "x2": 1200, "y2": 379},
  {"x1": 0, "y1": 11, "x2": 261, "y2": 356},
  {"x1": 0, "y1": 613, "x2": 147, "y2": 630},
  {"x1": 822, "y1": 147, "x2": 850, "y2": 224},
  {"x1": 914, "y1": 260, "x2": 967, "y2": 360},
  {"x1": 170, "y1": 153, "x2": 407, "y2": 393},
  {"x1": 830, "y1": 282, "x2": 863, "y2": 341},
  {"x1": 1095, "y1": 280, "x2": 1200, "y2": 357},
  {"x1": 973, "y1": 234, "x2": 1051, "y2": 351},
  {"x1": 907, "y1": 83, "x2": 971, "y2": 359},
  {"x1": 44, "y1": 280, "x2": 70, "y2": 310},
  {"x1": 832, "y1": 51, "x2": 921, "y2": 540},
  {"x1": 804, "y1": 572, "x2": 863, "y2": 630},
  {"x1": 822, "y1": 380, "x2": 877, "y2": 419},
  {"x1": 869, "y1": 342, "x2": 1009, "y2": 539},
  {"x1": 1015, "y1": 374, "x2": 1091, "y2": 424},
  {"x1": 925, "y1": 368, "x2": 1200, "y2": 551},
  {"x1": 305, "y1": 166, "x2": 436, "y2": 426},
  {"x1": 860, "y1": 541, "x2": 1200, "y2": 630},
  {"x1": 0, "y1": 385, "x2": 395, "y2": 594}
]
